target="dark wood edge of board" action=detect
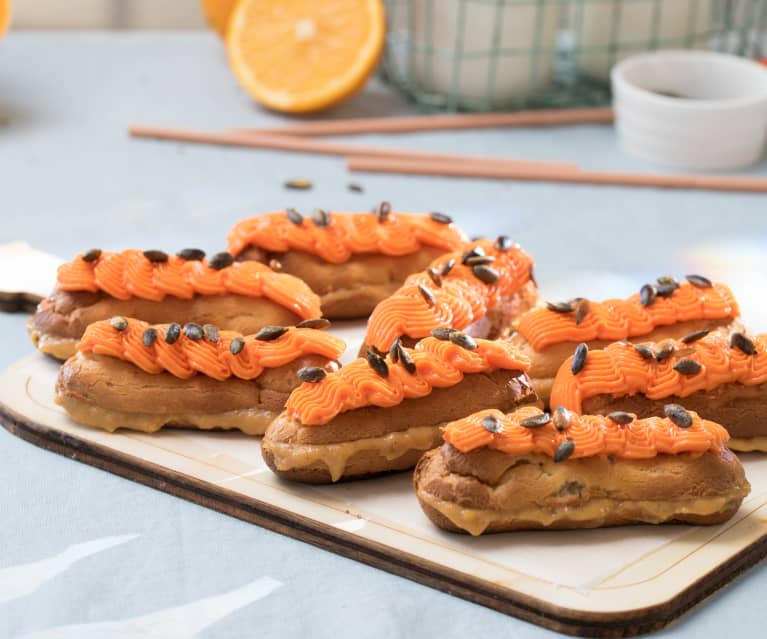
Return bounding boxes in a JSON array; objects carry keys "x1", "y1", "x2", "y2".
[
  {"x1": 0, "y1": 292, "x2": 41, "y2": 314},
  {"x1": 2, "y1": 401, "x2": 766, "y2": 638}
]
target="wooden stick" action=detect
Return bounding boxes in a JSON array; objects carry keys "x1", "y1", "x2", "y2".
[
  {"x1": 232, "y1": 107, "x2": 614, "y2": 137},
  {"x1": 347, "y1": 155, "x2": 767, "y2": 194},
  {"x1": 128, "y1": 126, "x2": 580, "y2": 173}
]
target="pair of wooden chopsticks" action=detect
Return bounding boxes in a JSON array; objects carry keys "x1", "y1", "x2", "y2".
[{"x1": 129, "y1": 108, "x2": 767, "y2": 193}]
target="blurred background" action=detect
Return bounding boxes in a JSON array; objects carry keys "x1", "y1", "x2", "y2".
[{"x1": 12, "y1": 1, "x2": 205, "y2": 29}]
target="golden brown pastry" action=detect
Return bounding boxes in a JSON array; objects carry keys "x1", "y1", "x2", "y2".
[
  {"x1": 550, "y1": 330, "x2": 767, "y2": 451},
  {"x1": 29, "y1": 248, "x2": 322, "y2": 360},
  {"x1": 415, "y1": 406, "x2": 749, "y2": 535},
  {"x1": 508, "y1": 275, "x2": 741, "y2": 404},
  {"x1": 226, "y1": 207, "x2": 467, "y2": 318},
  {"x1": 361, "y1": 237, "x2": 538, "y2": 355},
  {"x1": 262, "y1": 332, "x2": 541, "y2": 483},
  {"x1": 56, "y1": 317, "x2": 345, "y2": 435}
]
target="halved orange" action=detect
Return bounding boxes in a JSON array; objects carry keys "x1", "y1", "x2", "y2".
[
  {"x1": 201, "y1": 0, "x2": 239, "y2": 38},
  {"x1": 0, "y1": 0, "x2": 12, "y2": 40},
  {"x1": 226, "y1": 0, "x2": 386, "y2": 113}
]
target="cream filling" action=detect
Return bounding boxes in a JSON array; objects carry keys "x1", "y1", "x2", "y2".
[
  {"x1": 27, "y1": 323, "x2": 77, "y2": 361},
  {"x1": 265, "y1": 425, "x2": 442, "y2": 482},
  {"x1": 57, "y1": 393, "x2": 275, "y2": 436},
  {"x1": 417, "y1": 488, "x2": 745, "y2": 536},
  {"x1": 728, "y1": 436, "x2": 767, "y2": 452}
]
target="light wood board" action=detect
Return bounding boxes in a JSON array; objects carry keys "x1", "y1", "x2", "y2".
[{"x1": 2, "y1": 353, "x2": 767, "y2": 637}]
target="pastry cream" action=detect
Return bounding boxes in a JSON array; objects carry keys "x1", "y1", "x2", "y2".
[
  {"x1": 550, "y1": 331, "x2": 767, "y2": 413},
  {"x1": 27, "y1": 325, "x2": 77, "y2": 360},
  {"x1": 443, "y1": 406, "x2": 729, "y2": 459},
  {"x1": 57, "y1": 249, "x2": 321, "y2": 318},
  {"x1": 515, "y1": 281, "x2": 739, "y2": 352},
  {"x1": 78, "y1": 318, "x2": 346, "y2": 381},
  {"x1": 57, "y1": 393, "x2": 276, "y2": 435},
  {"x1": 365, "y1": 239, "x2": 535, "y2": 351},
  {"x1": 417, "y1": 487, "x2": 745, "y2": 536},
  {"x1": 286, "y1": 336, "x2": 530, "y2": 425},
  {"x1": 226, "y1": 210, "x2": 466, "y2": 263},
  {"x1": 264, "y1": 425, "x2": 442, "y2": 482}
]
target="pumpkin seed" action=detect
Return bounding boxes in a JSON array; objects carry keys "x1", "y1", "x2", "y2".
[
  {"x1": 255, "y1": 325, "x2": 288, "y2": 341},
  {"x1": 164, "y1": 323, "x2": 181, "y2": 344},
  {"x1": 268, "y1": 258, "x2": 283, "y2": 271},
  {"x1": 418, "y1": 283, "x2": 436, "y2": 306},
  {"x1": 441, "y1": 259, "x2": 456, "y2": 277},
  {"x1": 730, "y1": 332, "x2": 757, "y2": 356},
  {"x1": 449, "y1": 331, "x2": 478, "y2": 350},
  {"x1": 686, "y1": 274, "x2": 712, "y2": 288},
  {"x1": 285, "y1": 208, "x2": 304, "y2": 225},
  {"x1": 654, "y1": 342, "x2": 675, "y2": 361},
  {"x1": 634, "y1": 344, "x2": 655, "y2": 360},
  {"x1": 657, "y1": 275, "x2": 678, "y2": 286},
  {"x1": 376, "y1": 201, "x2": 391, "y2": 223},
  {"x1": 82, "y1": 248, "x2": 102, "y2": 262},
  {"x1": 296, "y1": 318, "x2": 331, "y2": 330},
  {"x1": 673, "y1": 359, "x2": 702, "y2": 375},
  {"x1": 366, "y1": 349, "x2": 389, "y2": 378},
  {"x1": 347, "y1": 182, "x2": 364, "y2": 193},
  {"x1": 672, "y1": 347, "x2": 696, "y2": 358},
  {"x1": 143, "y1": 250, "x2": 168, "y2": 263},
  {"x1": 284, "y1": 179, "x2": 312, "y2": 190},
  {"x1": 494, "y1": 235, "x2": 512, "y2": 252},
  {"x1": 546, "y1": 301, "x2": 575, "y2": 313},
  {"x1": 656, "y1": 281, "x2": 679, "y2": 297},
  {"x1": 554, "y1": 439, "x2": 575, "y2": 462},
  {"x1": 607, "y1": 411, "x2": 633, "y2": 425},
  {"x1": 297, "y1": 367, "x2": 327, "y2": 383},
  {"x1": 109, "y1": 316, "x2": 128, "y2": 331},
  {"x1": 142, "y1": 327, "x2": 158, "y2": 347},
  {"x1": 208, "y1": 251, "x2": 234, "y2": 270},
  {"x1": 552, "y1": 407, "x2": 572, "y2": 431},
  {"x1": 203, "y1": 324, "x2": 219, "y2": 342},
  {"x1": 429, "y1": 212, "x2": 453, "y2": 224},
  {"x1": 681, "y1": 329, "x2": 710, "y2": 344},
  {"x1": 465, "y1": 255, "x2": 496, "y2": 266},
  {"x1": 520, "y1": 413, "x2": 551, "y2": 429},
  {"x1": 177, "y1": 248, "x2": 205, "y2": 261},
  {"x1": 183, "y1": 323, "x2": 204, "y2": 340},
  {"x1": 664, "y1": 403, "x2": 693, "y2": 428},
  {"x1": 426, "y1": 268, "x2": 443, "y2": 288},
  {"x1": 574, "y1": 298, "x2": 590, "y2": 325},
  {"x1": 481, "y1": 415, "x2": 503, "y2": 433},
  {"x1": 472, "y1": 264, "x2": 499, "y2": 284},
  {"x1": 640, "y1": 283, "x2": 657, "y2": 307},
  {"x1": 229, "y1": 336, "x2": 245, "y2": 355},
  {"x1": 431, "y1": 327, "x2": 455, "y2": 340},
  {"x1": 398, "y1": 343, "x2": 416, "y2": 374},
  {"x1": 461, "y1": 246, "x2": 485, "y2": 264},
  {"x1": 312, "y1": 208, "x2": 330, "y2": 227},
  {"x1": 388, "y1": 337, "x2": 401, "y2": 363},
  {"x1": 571, "y1": 342, "x2": 588, "y2": 374}
]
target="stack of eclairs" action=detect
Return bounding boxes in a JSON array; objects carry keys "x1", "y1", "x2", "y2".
[{"x1": 35, "y1": 205, "x2": 758, "y2": 536}]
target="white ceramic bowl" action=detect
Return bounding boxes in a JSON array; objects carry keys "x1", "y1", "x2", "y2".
[{"x1": 611, "y1": 50, "x2": 767, "y2": 170}]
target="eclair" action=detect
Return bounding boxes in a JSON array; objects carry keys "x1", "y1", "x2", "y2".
[
  {"x1": 226, "y1": 207, "x2": 467, "y2": 318},
  {"x1": 415, "y1": 406, "x2": 749, "y2": 535},
  {"x1": 550, "y1": 330, "x2": 767, "y2": 451},
  {"x1": 362, "y1": 237, "x2": 538, "y2": 355},
  {"x1": 262, "y1": 332, "x2": 541, "y2": 483},
  {"x1": 29, "y1": 248, "x2": 322, "y2": 360},
  {"x1": 508, "y1": 275, "x2": 740, "y2": 404},
  {"x1": 56, "y1": 317, "x2": 345, "y2": 435}
]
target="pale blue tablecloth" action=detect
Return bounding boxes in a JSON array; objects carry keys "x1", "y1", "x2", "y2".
[{"x1": 1, "y1": 32, "x2": 766, "y2": 639}]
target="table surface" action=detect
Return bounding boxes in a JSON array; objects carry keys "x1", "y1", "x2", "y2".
[{"x1": 1, "y1": 32, "x2": 767, "y2": 639}]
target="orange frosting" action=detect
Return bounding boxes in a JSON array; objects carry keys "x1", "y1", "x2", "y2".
[
  {"x1": 285, "y1": 336, "x2": 531, "y2": 425},
  {"x1": 515, "y1": 281, "x2": 739, "y2": 351},
  {"x1": 56, "y1": 250, "x2": 321, "y2": 318},
  {"x1": 443, "y1": 406, "x2": 729, "y2": 459},
  {"x1": 364, "y1": 239, "x2": 535, "y2": 352},
  {"x1": 226, "y1": 210, "x2": 466, "y2": 263},
  {"x1": 550, "y1": 332, "x2": 767, "y2": 413},
  {"x1": 78, "y1": 318, "x2": 346, "y2": 381}
]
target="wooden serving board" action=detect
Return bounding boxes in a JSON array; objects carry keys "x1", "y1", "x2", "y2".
[{"x1": 2, "y1": 353, "x2": 767, "y2": 637}]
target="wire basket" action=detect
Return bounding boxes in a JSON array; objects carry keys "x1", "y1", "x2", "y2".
[{"x1": 381, "y1": 0, "x2": 767, "y2": 111}]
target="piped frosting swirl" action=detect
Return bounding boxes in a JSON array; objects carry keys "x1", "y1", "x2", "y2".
[
  {"x1": 78, "y1": 317, "x2": 346, "y2": 381},
  {"x1": 443, "y1": 406, "x2": 729, "y2": 459},
  {"x1": 226, "y1": 210, "x2": 466, "y2": 263}
]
